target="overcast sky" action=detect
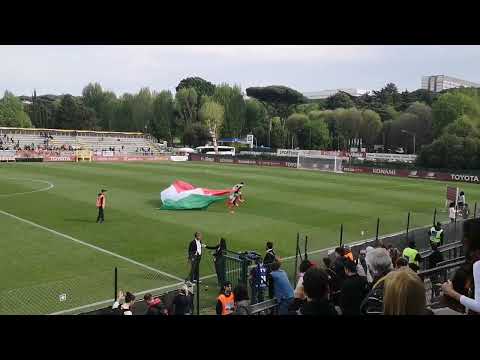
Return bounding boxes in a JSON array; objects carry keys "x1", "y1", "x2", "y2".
[{"x1": 1, "y1": 45, "x2": 479, "y2": 96}]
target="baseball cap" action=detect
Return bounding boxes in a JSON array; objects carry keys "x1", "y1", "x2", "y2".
[{"x1": 101, "y1": 189, "x2": 107, "y2": 192}]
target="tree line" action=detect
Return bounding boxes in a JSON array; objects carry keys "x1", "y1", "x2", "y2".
[{"x1": 1, "y1": 77, "x2": 479, "y2": 169}]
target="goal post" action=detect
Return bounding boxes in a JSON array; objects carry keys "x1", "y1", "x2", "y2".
[
  {"x1": 296, "y1": 154, "x2": 345, "y2": 173},
  {"x1": 75, "y1": 149, "x2": 92, "y2": 162}
]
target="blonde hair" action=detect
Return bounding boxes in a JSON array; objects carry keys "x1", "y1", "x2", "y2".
[{"x1": 380, "y1": 267, "x2": 426, "y2": 315}]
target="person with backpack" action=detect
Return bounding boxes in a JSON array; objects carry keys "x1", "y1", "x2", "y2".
[{"x1": 250, "y1": 256, "x2": 269, "y2": 304}]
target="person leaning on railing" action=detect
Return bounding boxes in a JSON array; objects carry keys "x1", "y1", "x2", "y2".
[{"x1": 442, "y1": 219, "x2": 480, "y2": 314}]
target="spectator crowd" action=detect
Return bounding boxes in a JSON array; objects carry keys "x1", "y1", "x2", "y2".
[{"x1": 110, "y1": 218, "x2": 479, "y2": 316}]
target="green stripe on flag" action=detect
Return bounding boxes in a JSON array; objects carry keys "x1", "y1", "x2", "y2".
[{"x1": 161, "y1": 194, "x2": 228, "y2": 210}]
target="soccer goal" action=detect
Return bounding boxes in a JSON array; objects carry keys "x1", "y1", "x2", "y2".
[{"x1": 296, "y1": 154, "x2": 345, "y2": 173}]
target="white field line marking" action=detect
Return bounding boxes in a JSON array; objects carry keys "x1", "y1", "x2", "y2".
[
  {"x1": 0, "y1": 209, "x2": 184, "y2": 284},
  {"x1": 49, "y1": 218, "x2": 450, "y2": 315},
  {"x1": 49, "y1": 281, "x2": 185, "y2": 315},
  {"x1": 0, "y1": 178, "x2": 54, "y2": 197}
]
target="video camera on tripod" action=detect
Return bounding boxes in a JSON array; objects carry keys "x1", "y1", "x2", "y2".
[{"x1": 239, "y1": 251, "x2": 262, "y2": 263}]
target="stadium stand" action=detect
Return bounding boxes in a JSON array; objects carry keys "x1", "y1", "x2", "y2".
[{"x1": 0, "y1": 127, "x2": 160, "y2": 155}]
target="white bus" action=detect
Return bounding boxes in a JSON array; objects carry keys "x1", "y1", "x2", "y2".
[{"x1": 195, "y1": 145, "x2": 235, "y2": 156}]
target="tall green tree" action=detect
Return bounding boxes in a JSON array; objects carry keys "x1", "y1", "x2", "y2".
[
  {"x1": 418, "y1": 133, "x2": 480, "y2": 170},
  {"x1": 199, "y1": 100, "x2": 225, "y2": 153},
  {"x1": 372, "y1": 83, "x2": 402, "y2": 110},
  {"x1": 132, "y1": 88, "x2": 154, "y2": 132},
  {"x1": 55, "y1": 95, "x2": 96, "y2": 130},
  {"x1": 81, "y1": 83, "x2": 118, "y2": 130},
  {"x1": 286, "y1": 113, "x2": 308, "y2": 149},
  {"x1": 152, "y1": 90, "x2": 175, "y2": 144},
  {"x1": 213, "y1": 83, "x2": 246, "y2": 138},
  {"x1": 183, "y1": 123, "x2": 211, "y2": 148},
  {"x1": 305, "y1": 111, "x2": 331, "y2": 149},
  {"x1": 359, "y1": 109, "x2": 382, "y2": 150},
  {"x1": 175, "y1": 87, "x2": 198, "y2": 134},
  {"x1": 443, "y1": 115, "x2": 480, "y2": 138},
  {"x1": 335, "y1": 108, "x2": 362, "y2": 149},
  {"x1": 432, "y1": 92, "x2": 480, "y2": 136},
  {"x1": 246, "y1": 85, "x2": 307, "y2": 147},
  {"x1": 176, "y1": 77, "x2": 216, "y2": 98},
  {"x1": 325, "y1": 91, "x2": 354, "y2": 110},
  {"x1": 245, "y1": 98, "x2": 267, "y2": 134},
  {"x1": 0, "y1": 91, "x2": 32, "y2": 127}
]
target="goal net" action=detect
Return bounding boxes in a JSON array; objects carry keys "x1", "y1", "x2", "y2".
[{"x1": 297, "y1": 154, "x2": 345, "y2": 173}]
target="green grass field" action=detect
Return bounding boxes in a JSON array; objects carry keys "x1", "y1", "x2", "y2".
[{"x1": 1, "y1": 161, "x2": 479, "y2": 314}]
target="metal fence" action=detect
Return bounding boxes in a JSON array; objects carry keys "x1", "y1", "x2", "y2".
[{"x1": 291, "y1": 206, "x2": 476, "y2": 288}]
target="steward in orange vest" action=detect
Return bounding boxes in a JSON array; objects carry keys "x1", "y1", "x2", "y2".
[
  {"x1": 216, "y1": 281, "x2": 235, "y2": 315},
  {"x1": 96, "y1": 189, "x2": 107, "y2": 223}
]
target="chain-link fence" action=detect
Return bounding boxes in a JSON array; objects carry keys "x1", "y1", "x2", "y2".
[{"x1": 0, "y1": 261, "x2": 185, "y2": 315}]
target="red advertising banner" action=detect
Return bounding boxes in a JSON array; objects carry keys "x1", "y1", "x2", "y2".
[
  {"x1": 190, "y1": 155, "x2": 479, "y2": 185},
  {"x1": 189, "y1": 154, "x2": 297, "y2": 168},
  {"x1": 92, "y1": 155, "x2": 169, "y2": 162},
  {"x1": 342, "y1": 166, "x2": 480, "y2": 184}
]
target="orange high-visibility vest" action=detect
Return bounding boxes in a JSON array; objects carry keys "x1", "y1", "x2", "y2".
[
  {"x1": 217, "y1": 293, "x2": 235, "y2": 315},
  {"x1": 96, "y1": 194, "x2": 105, "y2": 208}
]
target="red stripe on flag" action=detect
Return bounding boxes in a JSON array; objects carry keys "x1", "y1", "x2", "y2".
[{"x1": 172, "y1": 180, "x2": 231, "y2": 196}]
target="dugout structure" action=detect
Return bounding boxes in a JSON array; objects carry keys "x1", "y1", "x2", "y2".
[
  {"x1": 75, "y1": 149, "x2": 92, "y2": 162},
  {"x1": 297, "y1": 154, "x2": 345, "y2": 173}
]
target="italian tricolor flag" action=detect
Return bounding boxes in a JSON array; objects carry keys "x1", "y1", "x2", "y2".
[{"x1": 160, "y1": 180, "x2": 232, "y2": 210}]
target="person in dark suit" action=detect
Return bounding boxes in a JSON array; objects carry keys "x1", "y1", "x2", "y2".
[
  {"x1": 187, "y1": 232, "x2": 205, "y2": 283},
  {"x1": 205, "y1": 238, "x2": 227, "y2": 290}
]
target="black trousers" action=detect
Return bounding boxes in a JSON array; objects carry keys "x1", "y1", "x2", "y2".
[
  {"x1": 96, "y1": 207, "x2": 104, "y2": 223},
  {"x1": 188, "y1": 255, "x2": 201, "y2": 282},
  {"x1": 214, "y1": 256, "x2": 226, "y2": 288}
]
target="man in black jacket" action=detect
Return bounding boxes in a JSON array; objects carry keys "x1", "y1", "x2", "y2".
[
  {"x1": 340, "y1": 259, "x2": 370, "y2": 316},
  {"x1": 187, "y1": 232, "x2": 205, "y2": 283}
]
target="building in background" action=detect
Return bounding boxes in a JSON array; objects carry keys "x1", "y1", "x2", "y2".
[
  {"x1": 303, "y1": 88, "x2": 369, "y2": 100},
  {"x1": 421, "y1": 75, "x2": 480, "y2": 92}
]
